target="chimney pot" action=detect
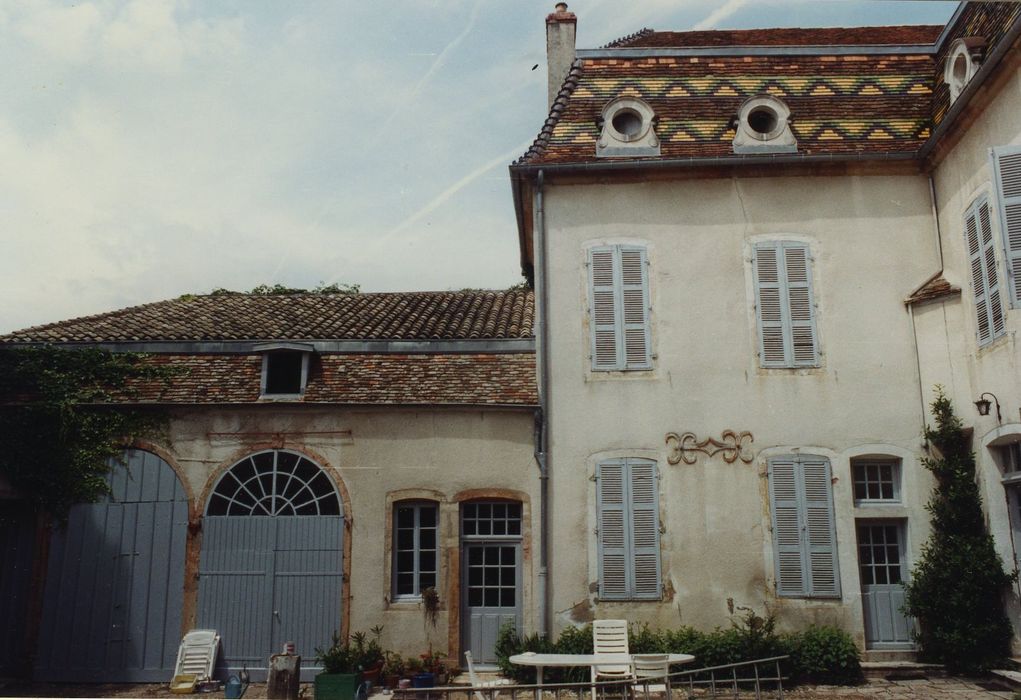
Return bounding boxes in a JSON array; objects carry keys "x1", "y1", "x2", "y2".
[{"x1": 555, "y1": 2, "x2": 568, "y2": 11}]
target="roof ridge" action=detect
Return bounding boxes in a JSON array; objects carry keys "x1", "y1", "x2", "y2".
[
  {"x1": 514, "y1": 58, "x2": 585, "y2": 165},
  {"x1": 602, "y1": 27, "x2": 654, "y2": 49}
]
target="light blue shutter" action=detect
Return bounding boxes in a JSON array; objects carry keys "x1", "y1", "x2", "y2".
[
  {"x1": 589, "y1": 246, "x2": 651, "y2": 371},
  {"x1": 590, "y1": 247, "x2": 620, "y2": 370},
  {"x1": 993, "y1": 147, "x2": 1021, "y2": 307},
  {"x1": 783, "y1": 245, "x2": 819, "y2": 366},
  {"x1": 597, "y1": 460, "x2": 628, "y2": 599},
  {"x1": 620, "y1": 248, "x2": 652, "y2": 370},
  {"x1": 628, "y1": 459, "x2": 661, "y2": 599},
  {"x1": 769, "y1": 457, "x2": 805, "y2": 596},
  {"x1": 769, "y1": 455, "x2": 839, "y2": 598},
  {"x1": 754, "y1": 243, "x2": 788, "y2": 367},
  {"x1": 801, "y1": 457, "x2": 840, "y2": 597},
  {"x1": 966, "y1": 198, "x2": 1005, "y2": 345}
]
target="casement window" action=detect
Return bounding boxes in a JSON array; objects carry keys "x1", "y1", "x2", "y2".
[
  {"x1": 392, "y1": 502, "x2": 438, "y2": 599},
  {"x1": 588, "y1": 245, "x2": 652, "y2": 371},
  {"x1": 768, "y1": 455, "x2": 840, "y2": 598},
  {"x1": 993, "y1": 146, "x2": 1021, "y2": 308},
  {"x1": 964, "y1": 196, "x2": 1006, "y2": 345},
  {"x1": 596, "y1": 458, "x2": 661, "y2": 600},
  {"x1": 752, "y1": 242, "x2": 819, "y2": 368},
  {"x1": 851, "y1": 458, "x2": 901, "y2": 504}
]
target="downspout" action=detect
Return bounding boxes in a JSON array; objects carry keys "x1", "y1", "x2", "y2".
[
  {"x1": 532, "y1": 169, "x2": 552, "y2": 638},
  {"x1": 911, "y1": 173, "x2": 945, "y2": 446}
]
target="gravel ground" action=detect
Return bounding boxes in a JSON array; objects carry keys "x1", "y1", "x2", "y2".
[{"x1": 1, "y1": 677, "x2": 1018, "y2": 700}]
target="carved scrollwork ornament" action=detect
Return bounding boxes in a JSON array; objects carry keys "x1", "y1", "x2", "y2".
[{"x1": 666, "y1": 430, "x2": 754, "y2": 465}]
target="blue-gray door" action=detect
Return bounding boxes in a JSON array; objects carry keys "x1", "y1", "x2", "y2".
[
  {"x1": 35, "y1": 450, "x2": 188, "y2": 681},
  {"x1": 461, "y1": 502, "x2": 522, "y2": 665},
  {"x1": 0, "y1": 501, "x2": 37, "y2": 675},
  {"x1": 858, "y1": 521, "x2": 914, "y2": 649},
  {"x1": 197, "y1": 450, "x2": 343, "y2": 681}
]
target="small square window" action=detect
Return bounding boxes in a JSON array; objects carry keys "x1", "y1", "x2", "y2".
[
  {"x1": 263, "y1": 351, "x2": 306, "y2": 396},
  {"x1": 852, "y1": 459, "x2": 901, "y2": 504}
]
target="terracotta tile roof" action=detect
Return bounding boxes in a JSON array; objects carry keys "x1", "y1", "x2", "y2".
[
  {"x1": 518, "y1": 49, "x2": 935, "y2": 165},
  {"x1": 608, "y1": 26, "x2": 943, "y2": 48},
  {"x1": 3, "y1": 290, "x2": 534, "y2": 343},
  {"x1": 111, "y1": 353, "x2": 538, "y2": 407},
  {"x1": 905, "y1": 271, "x2": 961, "y2": 306}
]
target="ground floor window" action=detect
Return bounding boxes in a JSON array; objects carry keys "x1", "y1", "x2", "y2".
[{"x1": 393, "y1": 502, "x2": 438, "y2": 599}]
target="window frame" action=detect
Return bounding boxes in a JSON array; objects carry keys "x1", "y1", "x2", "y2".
[
  {"x1": 851, "y1": 458, "x2": 902, "y2": 505},
  {"x1": 587, "y1": 244, "x2": 653, "y2": 372},
  {"x1": 256, "y1": 343, "x2": 313, "y2": 398},
  {"x1": 595, "y1": 457, "x2": 662, "y2": 602},
  {"x1": 752, "y1": 240, "x2": 820, "y2": 369},
  {"x1": 992, "y1": 145, "x2": 1021, "y2": 309},
  {"x1": 391, "y1": 500, "x2": 439, "y2": 601}
]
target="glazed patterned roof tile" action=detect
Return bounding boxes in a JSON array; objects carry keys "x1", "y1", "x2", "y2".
[
  {"x1": 2, "y1": 290, "x2": 535, "y2": 343},
  {"x1": 107, "y1": 353, "x2": 538, "y2": 407},
  {"x1": 519, "y1": 49, "x2": 936, "y2": 164}
]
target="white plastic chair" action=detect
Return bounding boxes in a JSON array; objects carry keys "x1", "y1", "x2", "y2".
[
  {"x1": 591, "y1": 620, "x2": 633, "y2": 700},
  {"x1": 464, "y1": 650, "x2": 511, "y2": 700},
  {"x1": 632, "y1": 654, "x2": 669, "y2": 698}
]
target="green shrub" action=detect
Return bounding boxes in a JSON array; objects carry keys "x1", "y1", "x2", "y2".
[
  {"x1": 904, "y1": 390, "x2": 1016, "y2": 673},
  {"x1": 782, "y1": 625, "x2": 862, "y2": 685}
]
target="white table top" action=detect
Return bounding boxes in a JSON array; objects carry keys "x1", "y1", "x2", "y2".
[{"x1": 508, "y1": 652, "x2": 695, "y2": 667}]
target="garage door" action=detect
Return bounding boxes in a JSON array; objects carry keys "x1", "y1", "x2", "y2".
[
  {"x1": 35, "y1": 450, "x2": 188, "y2": 681},
  {"x1": 197, "y1": 450, "x2": 343, "y2": 680}
]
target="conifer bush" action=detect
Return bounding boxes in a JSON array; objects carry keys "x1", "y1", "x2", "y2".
[{"x1": 903, "y1": 389, "x2": 1016, "y2": 672}]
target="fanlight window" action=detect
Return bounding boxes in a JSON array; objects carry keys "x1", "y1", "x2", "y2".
[{"x1": 207, "y1": 450, "x2": 341, "y2": 516}]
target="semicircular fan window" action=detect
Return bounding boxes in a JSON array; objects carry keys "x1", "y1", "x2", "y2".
[{"x1": 206, "y1": 450, "x2": 341, "y2": 516}]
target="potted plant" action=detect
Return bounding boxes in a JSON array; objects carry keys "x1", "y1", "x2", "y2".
[
  {"x1": 351, "y1": 626, "x2": 386, "y2": 685},
  {"x1": 415, "y1": 648, "x2": 448, "y2": 687},
  {"x1": 382, "y1": 651, "x2": 405, "y2": 689},
  {"x1": 407, "y1": 655, "x2": 432, "y2": 688},
  {"x1": 314, "y1": 632, "x2": 363, "y2": 700}
]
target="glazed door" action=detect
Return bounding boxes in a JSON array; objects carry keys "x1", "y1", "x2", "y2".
[{"x1": 858, "y1": 521, "x2": 914, "y2": 649}]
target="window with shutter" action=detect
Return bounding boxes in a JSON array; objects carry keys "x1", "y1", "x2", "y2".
[
  {"x1": 753, "y1": 242, "x2": 819, "y2": 368},
  {"x1": 768, "y1": 455, "x2": 840, "y2": 598},
  {"x1": 588, "y1": 245, "x2": 652, "y2": 371},
  {"x1": 965, "y1": 196, "x2": 1005, "y2": 346},
  {"x1": 993, "y1": 147, "x2": 1021, "y2": 308},
  {"x1": 596, "y1": 458, "x2": 661, "y2": 600}
]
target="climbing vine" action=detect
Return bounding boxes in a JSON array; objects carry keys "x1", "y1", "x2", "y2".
[{"x1": 0, "y1": 345, "x2": 173, "y2": 519}]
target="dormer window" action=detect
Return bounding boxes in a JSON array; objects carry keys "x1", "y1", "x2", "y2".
[
  {"x1": 733, "y1": 95, "x2": 796, "y2": 154},
  {"x1": 597, "y1": 97, "x2": 660, "y2": 158},
  {"x1": 256, "y1": 343, "x2": 313, "y2": 398},
  {"x1": 945, "y1": 37, "x2": 986, "y2": 104}
]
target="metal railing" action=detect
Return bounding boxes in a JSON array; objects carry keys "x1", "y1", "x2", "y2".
[{"x1": 389, "y1": 656, "x2": 787, "y2": 700}]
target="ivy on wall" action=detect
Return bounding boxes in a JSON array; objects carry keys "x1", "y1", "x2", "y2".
[{"x1": 0, "y1": 345, "x2": 173, "y2": 519}]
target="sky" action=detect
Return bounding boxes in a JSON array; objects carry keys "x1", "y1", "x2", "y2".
[{"x1": 0, "y1": 0, "x2": 959, "y2": 334}]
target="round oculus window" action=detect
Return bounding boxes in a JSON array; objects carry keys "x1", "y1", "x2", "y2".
[
  {"x1": 747, "y1": 106, "x2": 779, "y2": 136},
  {"x1": 611, "y1": 109, "x2": 643, "y2": 138},
  {"x1": 952, "y1": 53, "x2": 969, "y2": 84}
]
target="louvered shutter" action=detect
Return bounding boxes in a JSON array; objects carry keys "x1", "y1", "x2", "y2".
[
  {"x1": 783, "y1": 245, "x2": 819, "y2": 366},
  {"x1": 769, "y1": 455, "x2": 840, "y2": 598},
  {"x1": 754, "y1": 243, "x2": 787, "y2": 367},
  {"x1": 589, "y1": 247, "x2": 620, "y2": 370},
  {"x1": 588, "y1": 245, "x2": 651, "y2": 371},
  {"x1": 768, "y1": 457, "x2": 805, "y2": 596},
  {"x1": 993, "y1": 147, "x2": 1021, "y2": 307},
  {"x1": 800, "y1": 457, "x2": 840, "y2": 597},
  {"x1": 966, "y1": 197, "x2": 1005, "y2": 345},
  {"x1": 628, "y1": 459, "x2": 661, "y2": 599},
  {"x1": 597, "y1": 460, "x2": 628, "y2": 599}
]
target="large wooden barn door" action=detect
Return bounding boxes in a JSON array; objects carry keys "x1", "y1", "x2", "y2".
[{"x1": 35, "y1": 450, "x2": 188, "y2": 681}]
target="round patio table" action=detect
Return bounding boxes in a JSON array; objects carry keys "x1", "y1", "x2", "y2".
[{"x1": 508, "y1": 652, "x2": 696, "y2": 686}]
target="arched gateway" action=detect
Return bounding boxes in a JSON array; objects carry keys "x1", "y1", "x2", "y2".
[{"x1": 197, "y1": 450, "x2": 344, "y2": 679}]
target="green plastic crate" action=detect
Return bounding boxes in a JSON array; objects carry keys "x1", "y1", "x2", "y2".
[{"x1": 315, "y1": 673, "x2": 363, "y2": 700}]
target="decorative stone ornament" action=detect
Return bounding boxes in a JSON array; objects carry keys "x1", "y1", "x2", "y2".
[
  {"x1": 732, "y1": 95, "x2": 796, "y2": 154},
  {"x1": 666, "y1": 430, "x2": 755, "y2": 465},
  {"x1": 944, "y1": 37, "x2": 986, "y2": 104},
  {"x1": 597, "y1": 96, "x2": 660, "y2": 157}
]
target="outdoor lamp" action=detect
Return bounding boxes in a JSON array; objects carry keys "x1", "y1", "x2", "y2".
[{"x1": 975, "y1": 392, "x2": 1002, "y2": 423}]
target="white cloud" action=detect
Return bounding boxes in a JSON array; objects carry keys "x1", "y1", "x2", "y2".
[{"x1": 16, "y1": 2, "x2": 102, "y2": 63}]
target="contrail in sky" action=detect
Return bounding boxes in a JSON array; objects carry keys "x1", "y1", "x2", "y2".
[{"x1": 692, "y1": 0, "x2": 748, "y2": 30}]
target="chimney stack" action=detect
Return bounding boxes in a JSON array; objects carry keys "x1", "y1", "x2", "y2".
[{"x1": 546, "y1": 3, "x2": 577, "y2": 109}]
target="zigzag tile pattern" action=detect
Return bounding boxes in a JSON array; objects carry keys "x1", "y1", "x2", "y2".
[{"x1": 527, "y1": 51, "x2": 936, "y2": 163}]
